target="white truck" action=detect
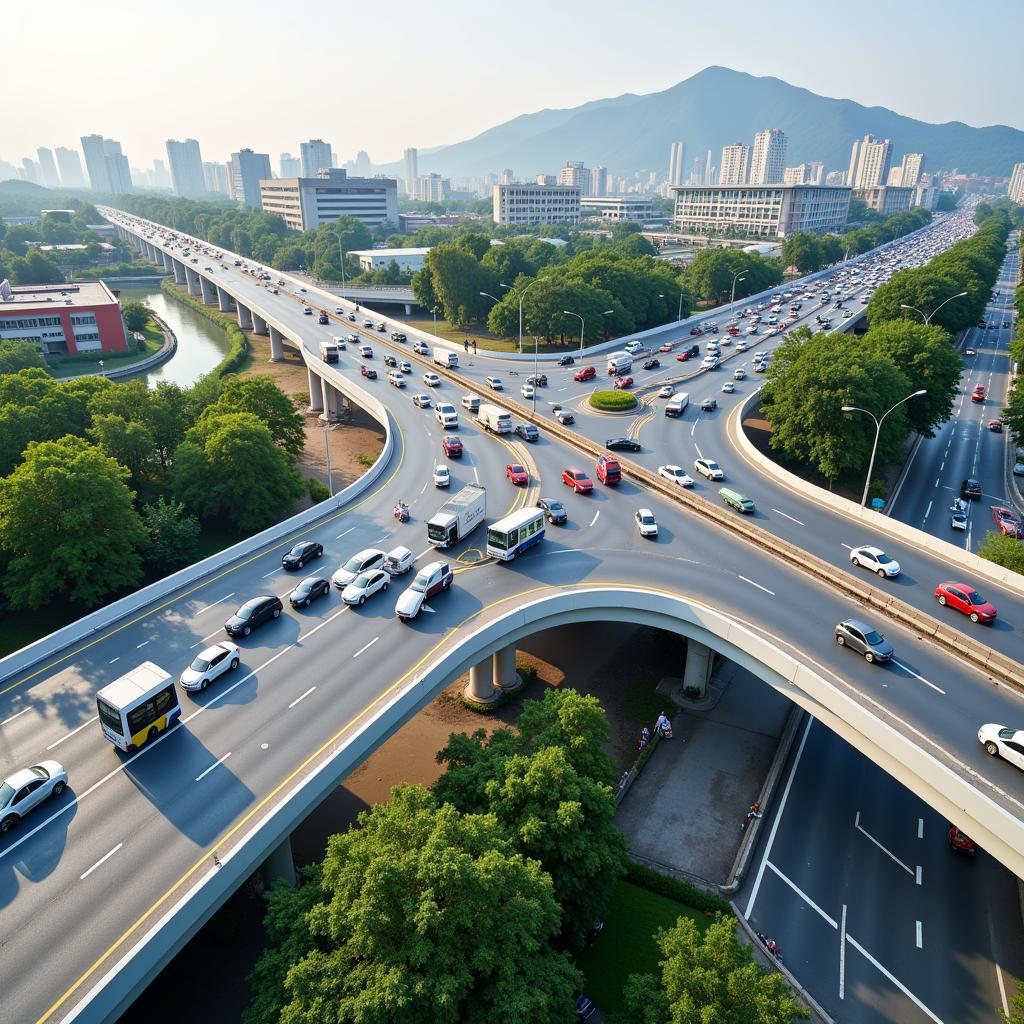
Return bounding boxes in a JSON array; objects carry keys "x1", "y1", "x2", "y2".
[
  {"x1": 476, "y1": 403, "x2": 512, "y2": 434},
  {"x1": 426, "y1": 483, "x2": 486, "y2": 548},
  {"x1": 433, "y1": 348, "x2": 459, "y2": 369},
  {"x1": 319, "y1": 339, "x2": 341, "y2": 363},
  {"x1": 606, "y1": 351, "x2": 633, "y2": 375}
]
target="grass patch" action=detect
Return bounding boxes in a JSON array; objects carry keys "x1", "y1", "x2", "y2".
[
  {"x1": 620, "y1": 675, "x2": 666, "y2": 726},
  {"x1": 401, "y1": 314, "x2": 602, "y2": 355},
  {"x1": 51, "y1": 318, "x2": 164, "y2": 377},
  {"x1": 589, "y1": 389, "x2": 638, "y2": 412},
  {"x1": 356, "y1": 453, "x2": 376, "y2": 468},
  {"x1": 577, "y1": 879, "x2": 710, "y2": 1018}
]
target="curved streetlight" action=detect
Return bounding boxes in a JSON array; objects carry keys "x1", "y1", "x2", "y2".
[
  {"x1": 900, "y1": 291, "x2": 968, "y2": 326},
  {"x1": 501, "y1": 279, "x2": 540, "y2": 353},
  {"x1": 564, "y1": 309, "x2": 614, "y2": 358},
  {"x1": 658, "y1": 292, "x2": 686, "y2": 323},
  {"x1": 842, "y1": 389, "x2": 927, "y2": 507},
  {"x1": 730, "y1": 272, "x2": 747, "y2": 307}
]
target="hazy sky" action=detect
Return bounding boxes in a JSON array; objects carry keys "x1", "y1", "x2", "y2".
[{"x1": 4, "y1": 0, "x2": 1022, "y2": 170}]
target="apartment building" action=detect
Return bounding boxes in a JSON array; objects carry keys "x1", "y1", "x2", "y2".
[
  {"x1": 492, "y1": 183, "x2": 581, "y2": 225},
  {"x1": 260, "y1": 168, "x2": 399, "y2": 230}
]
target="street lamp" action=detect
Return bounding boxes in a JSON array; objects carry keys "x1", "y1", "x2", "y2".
[
  {"x1": 324, "y1": 423, "x2": 334, "y2": 496},
  {"x1": 842, "y1": 389, "x2": 927, "y2": 507},
  {"x1": 563, "y1": 309, "x2": 614, "y2": 358},
  {"x1": 499, "y1": 279, "x2": 539, "y2": 354},
  {"x1": 658, "y1": 292, "x2": 686, "y2": 323},
  {"x1": 730, "y1": 272, "x2": 747, "y2": 307},
  {"x1": 432, "y1": 306, "x2": 440, "y2": 336},
  {"x1": 900, "y1": 291, "x2": 968, "y2": 326},
  {"x1": 337, "y1": 233, "x2": 347, "y2": 289}
]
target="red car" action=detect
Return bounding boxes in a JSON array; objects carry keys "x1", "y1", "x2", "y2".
[
  {"x1": 934, "y1": 582, "x2": 997, "y2": 623},
  {"x1": 614, "y1": 375, "x2": 634, "y2": 389},
  {"x1": 971, "y1": 386, "x2": 986, "y2": 403},
  {"x1": 689, "y1": 326, "x2": 703, "y2": 336},
  {"x1": 573, "y1": 366, "x2": 597, "y2": 382},
  {"x1": 505, "y1": 463, "x2": 528, "y2": 486},
  {"x1": 988, "y1": 419, "x2": 1003, "y2": 432},
  {"x1": 360, "y1": 365, "x2": 377, "y2": 380},
  {"x1": 676, "y1": 350, "x2": 693, "y2": 362},
  {"x1": 659, "y1": 342, "x2": 674, "y2": 353},
  {"x1": 726, "y1": 326, "x2": 740, "y2": 336},
  {"x1": 442, "y1": 435, "x2": 463, "y2": 458},
  {"x1": 561, "y1": 468, "x2": 593, "y2": 493},
  {"x1": 991, "y1": 505, "x2": 1023, "y2": 537}
]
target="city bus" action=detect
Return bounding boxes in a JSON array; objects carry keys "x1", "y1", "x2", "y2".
[
  {"x1": 486, "y1": 507, "x2": 545, "y2": 562},
  {"x1": 96, "y1": 662, "x2": 181, "y2": 752}
]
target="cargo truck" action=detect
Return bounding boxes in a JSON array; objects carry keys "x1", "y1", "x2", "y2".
[
  {"x1": 476, "y1": 403, "x2": 512, "y2": 434},
  {"x1": 433, "y1": 348, "x2": 459, "y2": 369},
  {"x1": 426, "y1": 483, "x2": 486, "y2": 548}
]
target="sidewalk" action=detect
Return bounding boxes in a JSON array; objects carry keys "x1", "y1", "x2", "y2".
[{"x1": 615, "y1": 660, "x2": 791, "y2": 886}]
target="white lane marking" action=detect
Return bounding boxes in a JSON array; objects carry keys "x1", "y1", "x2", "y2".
[
  {"x1": 694, "y1": 443, "x2": 703, "y2": 459},
  {"x1": 839, "y1": 903, "x2": 848, "y2": 1000},
  {"x1": 892, "y1": 659, "x2": 946, "y2": 695},
  {"x1": 194, "y1": 751, "x2": 232, "y2": 782},
  {"x1": 917, "y1": 818, "x2": 924, "y2": 840},
  {"x1": 738, "y1": 575, "x2": 775, "y2": 596},
  {"x1": 136, "y1": 640, "x2": 149, "y2": 649},
  {"x1": 335, "y1": 527, "x2": 355, "y2": 540},
  {"x1": 766, "y1": 860, "x2": 838, "y2": 928},
  {"x1": 108, "y1": 657, "x2": 120, "y2": 665},
  {"x1": 589, "y1": 510, "x2": 600, "y2": 527},
  {"x1": 916, "y1": 864, "x2": 922, "y2": 886},
  {"x1": 940, "y1": 461, "x2": 945, "y2": 472},
  {"x1": 744, "y1": 716, "x2": 812, "y2": 918},
  {"x1": 262, "y1": 567, "x2": 282, "y2": 578},
  {"x1": 80, "y1": 842, "x2": 124, "y2": 880},
  {"x1": 190, "y1": 627, "x2": 226, "y2": 649},
  {"x1": 353, "y1": 637, "x2": 379, "y2": 659},
  {"x1": 195, "y1": 594, "x2": 234, "y2": 615},
  {"x1": 46, "y1": 715, "x2": 99, "y2": 751},
  {"x1": 473, "y1": 465, "x2": 479, "y2": 483},
  {"x1": 997, "y1": 964, "x2": 1010, "y2": 1018},
  {"x1": 934, "y1": 477, "x2": 939, "y2": 488},
  {"x1": 691, "y1": 419, "x2": 698, "y2": 437},
  {"x1": 771, "y1": 508, "x2": 805, "y2": 526},
  {"x1": 0, "y1": 706, "x2": 31, "y2": 728},
  {"x1": 840, "y1": 543, "x2": 853, "y2": 550},
  {"x1": 558, "y1": 386, "x2": 567, "y2": 392},
  {"x1": 845, "y1": 934, "x2": 943, "y2": 1023},
  {"x1": 916, "y1": 920, "x2": 923, "y2": 949},
  {"x1": 419, "y1": 481, "x2": 428, "y2": 495},
  {"x1": 550, "y1": 549, "x2": 580, "y2": 555},
  {"x1": 854, "y1": 810, "x2": 914, "y2": 876},
  {"x1": 923, "y1": 500, "x2": 932, "y2": 523},
  {"x1": 288, "y1": 686, "x2": 316, "y2": 709}
]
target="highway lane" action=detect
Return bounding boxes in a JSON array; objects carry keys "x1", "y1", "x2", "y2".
[{"x1": 740, "y1": 718, "x2": 1024, "y2": 1024}]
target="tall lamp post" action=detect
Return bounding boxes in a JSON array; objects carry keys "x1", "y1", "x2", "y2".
[
  {"x1": 900, "y1": 291, "x2": 968, "y2": 326},
  {"x1": 337, "y1": 234, "x2": 346, "y2": 289},
  {"x1": 730, "y1": 272, "x2": 747, "y2": 308},
  {"x1": 842, "y1": 389, "x2": 927, "y2": 507},
  {"x1": 497, "y1": 279, "x2": 540, "y2": 354},
  {"x1": 564, "y1": 309, "x2": 614, "y2": 359}
]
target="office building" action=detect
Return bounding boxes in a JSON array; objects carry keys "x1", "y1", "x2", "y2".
[
  {"x1": 719, "y1": 144, "x2": 750, "y2": 186},
  {"x1": 690, "y1": 157, "x2": 704, "y2": 186},
  {"x1": 416, "y1": 173, "x2": 450, "y2": 203},
  {"x1": 300, "y1": 139, "x2": 333, "y2": 178},
  {"x1": 204, "y1": 161, "x2": 230, "y2": 195},
  {"x1": 1009, "y1": 163, "x2": 1024, "y2": 205},
  {"x1": 150, "y1": 159, "x2": 172, "y2": 190},
  {"x1": 354, "y1": 150, "x2": 372, "y2": 177},
  {"x1": 279, "y1": 152, "x2": 301, "y2": 178},
  {"x1": 403, "y1": 148, "x2": 419, "y2": 195},
  {"x1": 668, "y1": 142, "x2": 686, "y2": 186},
  {"x1": 349, "y1": 247, "x2": 430, "y2": 273},
  {"x1": 0, "y1": 279, "x2": 128, "y2": 356},
  {"x1": 260, "y1": 168, "x2": 398, "y2": 230},
  {"x1": 897, "y1": 153, "x2": 925, "y2": 188},
  {"x1": 580, "y1": 196, "x2": 656, "y2": 222},
  {"x1": 228, "y1": 149, "x2": 272, "y2": 206},
  {"x1": 21, "y1": 158, "x2": 40, "y2": 184},
  {"x1": 80, "y1": 135, "x2": 133, "y2": 194},
  {"x1": 671, "y1": 184, "x2": 851, "y2": 239},
  {"x1": 35, "y1": 148, "x2": 60, "y2": 189},
  {"x1": 589, "y1": 166, "x2": 608, "y2": 198},
  {"x1": 166, "y1": 139, "x2": 206, "y2": 198},
  {"x1": 847, "y1": 135, "x2": 893, "y2": 188},
  {"x1": 783, "y1": 162, "x2": 825, "y2": 186},
  {"x1": 749, "y1": 129, "x2": 787, "y2": 185},
  {"x1": 558, "y1": 161, "x2": 589, "y2": 194},
  {"x1": 853, "y1": 186, "x2": 914, "y2": 215},
  {"x1": 54, "y1": 147, "x2": 85, "y2": 188},
  {"x1": 492, "y1": 183, "x2": 580, "y2": 225},
  {"x1": 536, "y1": 174, "x2": 555, "y2": 186}
]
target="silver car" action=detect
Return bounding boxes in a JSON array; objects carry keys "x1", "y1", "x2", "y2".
[
  {"x1": 1, "y1": 761, "x2": 68, "y2": 832},
  {"x1": 180, "y1": 641, "x2": 241, "y2": 692},
  {"x1": 834, "y1": 619, "x2": 894, "y2": 664}
]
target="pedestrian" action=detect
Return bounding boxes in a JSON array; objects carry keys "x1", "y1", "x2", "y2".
[
  {"x1": 472, "y1": 339, "x2": 477, "y2": 354},
  {"x1": 655, "y1": 712, "x2": 672, "y2": 739},
  {"x1": 747, "y1": 801, "x2": 762, "y2": 821},
  {"x1": 464, "y1": 339, "x2": 469, "y2": 352}
]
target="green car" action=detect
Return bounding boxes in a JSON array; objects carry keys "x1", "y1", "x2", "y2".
[{"x1": 719, "y1": 487, "x2": 755, "y2": 514}]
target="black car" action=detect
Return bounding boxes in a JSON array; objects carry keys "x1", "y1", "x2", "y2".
[
  {"x1": 526, "y1": 373, "x2": 547, "y2": 386},
  {"x1": 557, "y1": 355, "x2": 575, "y2": 366},
  {"x1": 537, "y1": 497, "x2": 568, "y2": 524},
  {"x1": 700, "y1": 397, "x2": 717, "y2": 412},
  {"x1": 390, "y1": 331, "x2": 407, "y2": 342},
  {"x1": 642, "y1": 357, "x2": 660, "y2": 370},
  {"x1": 317, "y1": 314, "x2": 329, "y2": 325},
  {"x1": 515, "y1": 423, "x2": 539, "y2": 442},
  {"x1": 282, "y1": 540, "x2": 324, "y2": 569},
  {"x1": 961, "y1": 478, "x2": 982, "y2": 500},
  {"x1": 289, "y1": 576, "x2": 331, "y2": 608},
  {"x1": 383, "y1": 354, "x2": 398, "y2": 368},
  {"x1": 606, "y1": 437, "x2": 641, "y2": 452},
  {"x1": 225, "y1": 595, "x2": 283, "y2": 636}
]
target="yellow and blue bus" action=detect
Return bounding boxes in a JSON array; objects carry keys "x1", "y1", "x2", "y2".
[
  {"x1": 96, "y1": 662, "x2": 181, "y2": 752},
  {"x1": 486, "y1": 507, "x2": 545, "y2": 561}
]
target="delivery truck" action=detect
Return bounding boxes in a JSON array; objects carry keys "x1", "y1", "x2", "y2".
[
  {"x1": 433, "y1": 348, "x2": 459, "y2": 369},
  {"x1": 426, "y1": 483, "x2": 486, "y2": 548},
  {"x1": 476, "y1": 403, "x2": 512, "y2": 434}
]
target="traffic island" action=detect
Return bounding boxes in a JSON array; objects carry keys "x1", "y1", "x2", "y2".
[{"x1": 588, "y1": 389, "x2": 638, "y2": 413}]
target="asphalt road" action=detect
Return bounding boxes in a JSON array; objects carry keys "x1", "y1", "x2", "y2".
[{"x1": 2, "y1": 209, "x2": 1021, "y2": 1024}]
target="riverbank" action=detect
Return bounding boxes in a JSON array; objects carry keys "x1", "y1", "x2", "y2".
[{"x1": 52, "y1": 315, "x2": 176, "y2": 381}]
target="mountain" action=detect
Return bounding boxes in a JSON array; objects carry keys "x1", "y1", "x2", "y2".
[{"x1": 398, "y1": 67, "x2": 1023, "y2": 180}]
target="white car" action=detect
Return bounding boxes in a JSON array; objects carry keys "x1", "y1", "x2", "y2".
[
  {"x1": 701, "y1": 356, "x2": 719, "y2": 370},
  {"x1": 413, "y1": 341, "x2": 430, "y2": 355},
  {"x1": 979, "y1": 724, "x2": 1024, "y2": 772},
  {"x1": 694, "y1": 458, "x2": 724, "y2": 480},
  {"x1": 733, "y1": 368, "x2": 746, "y2": 380},
  {"x1": 485, "y1": 376, "x2": 504, "y2": 391},
  {"x1": 635, "y1": 508, "x2": 658, "y2": 537},
  {"x1": 179, "y1": 641, "x2": 241, "y2": 692},
  {"x1": 735, "y1": 340, "x2": 748, "y2": 352},
  {"x1": 399, "y1": 360, "x2": 412, "y2": 373},
  {"x1": 658, "y1": 385, "x2": 675, "y2": 398},
  {"x1": 722, "y1": 381, "x2": 735, "y2": 394},
  {"x1": 342, "y1": 569, "x2": 390, "y2": 606},
  {"x1": 423, "y1": 372, "x2": 441, "y2": 387},
  {"x1": 0, "y1": 761, "x2": 68, "y2": 832},
  {"x1": 412, "y1": 394, "x2": 432, "y2": 409},
  {"x1": 658, "y1": 464, "x2": 694, "y2": 487},
  {"x1": 433, "y1": 464, "x2": 450, "y2": 488},
  {"x1": 849, "y1": 545, "x2": 901, "y2": 578},
  {"x1": 332, "y1": 548, "x2": 386, "y2": 588},
  {"x1": 521, "y1": 384, "x2": 535, "y2": 399},
  {"x1": 395, "y1": 560, "x2": 454, "y2": 621},
  {"x1": 333, "y1": 306, "x2": 344, "y2": 314}
]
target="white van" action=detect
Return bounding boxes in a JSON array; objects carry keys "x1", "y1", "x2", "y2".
[
  {"x1": 433, "y1": 348, "x2": 459, "y2": 369},
  {"x1": 319, "y1": 339, "x2": 340, "y2": 363},
  {"x1": 477, "y1": 403, "x2": 513, "y2": 434},
  {"x1": 606, "y1": 351, "x2": 633, "y2": 375},
  {"x1": 665, "y1": 392, "x2": 689, "y2": 418},
  {"x1": 624, "y1": 340, "x2": 645, "y2": 355},
  {"x1": 461, "y1": 394, "x2": 480, "y2": 412}
]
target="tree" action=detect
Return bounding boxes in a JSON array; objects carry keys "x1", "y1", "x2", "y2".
[
  {"x1": 0, "y1": 368, "x2": 86, "y2": 476},
  {"x1": 199, "y1": 376, "x2": 306, "y2": 461},
  {"x1": 781, "y1": 232, "x2": 825, "y2": 273},
  {"x1": 620, "y1": 915, "x2": 809, "y2": 1024},
  {"x1": 120, "y1": 299, "x2": 150, "y2": 334},
  {"x1": 0, "y1": 339, "x2": 46, "y2": 375},
  {"x1": 172, "y1": 412, "x2": 303, "y2": 531},
  {"x1": 423, "y1": 244, "x2": 496, "y2": 328},
  {"x1": 88, "y1": 412, "x2": 155, "y2": 486},
  {"x1": 1003, "y1": 379, "x2": 1024, "y2": 440},
  {"x1": 147, "y1": 380, "x2": 192, "y2": 467},
  {"x1": 0, "y1": 436, "x2": 146, "y2": 608},
  {"x1": 262, "y1": 786, "x2": 580, "y2": 1024},
  {"x1": 866, "y1": 269, "x2": 976, "y2": 334},
  {"x1": 7, "y1": 249, "x2": 63, "y2": 285},
  {"x1": 141, "y1": 496, "x2": 201, "y2": 574}
]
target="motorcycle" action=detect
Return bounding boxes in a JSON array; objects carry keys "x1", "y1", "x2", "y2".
[
  {"x1": 756, "y1": 932, "x2": 783, "y2": 963},
  {"x1": 393, "y1": 505, "x2": 410, "y2": 523}
]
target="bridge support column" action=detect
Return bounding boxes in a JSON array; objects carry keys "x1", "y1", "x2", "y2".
[
  {"x1": 465, "y1": 656, "x2": 501, "y2": 706},
  {"x1": 260, "y1": 836, "x2": 295, "y2": 888},
  {"x1": 172, "y1": 259, "x2": 187, "y2": 285},
  {"x1": 493, "y1": 643, "x2": 523, "y2": 693},
  {"x1": 405, "y1": 303, "x2": 412, "y2": 315},
  {"x1": 308, "y1": 368, "x2": 324, "y2": 412},
  {"x1": 216, "y1": 286, "x2": 234, "y2": 313},
  {"x1": 252, "y1": 312, "x2": 269, "y2": 336},
  {"x1": 268, "y1": 325, "x2": 285, "y2": 361},
  {"x1": 162, "y1": 250, "x2": 174, "y2": 272},
  {"x1": 683, "y1": 640, "x2": 714, "y2": 699},
  {"x1": 184, "y1": 267, "x2": 201, "y2": 296},
  {"x1": 323, "y1": 381, "x2": 341, "y2": 417},
  {"x1": 236, "y1": 303, "x2": 254, "y2": 331},
  {"x1": 199, "y1": 274, "x2": 217, "y2": 304}
]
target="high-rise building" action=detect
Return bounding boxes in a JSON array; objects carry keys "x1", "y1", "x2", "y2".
[
  {"x1": 104, "y1": 141, "x2": 134, "y2": 194},
  {"x1": 501, "y1": 168, "x2": 514, "y2": 185},
  {"x1": 847, "y1": 135, "x2": 893, "y2": 189},
  {"x1": 719, "y1": 144, "x2": 750, "y2": 186},
  {"x1": 1009, "y1": 163, "x2": 1024, "y2": 205},
  {"x1": 690, "y1": 157, "x2": 704, "y2": 186},
  {"x1": 278, "y1": 153, "x2": 300, "y2": 178},
  {"x1": 558, "y1": 161, "x2": 589, "y2": 194},
  {"x1": 783, "y1": 162, "x2": 825, "y2": 186},
  {"x1": 536, "y1": 174, "x2": 555, "y2": 186},
  {"x1": 80, "y1": 135, "x2": 133, "y2": 193},
  {"x1": 749, "y1": 129, "x2": 787, "y2": 185},
  {"x1": 354, "y1": 150, "x2": 372, "y2": 177},
  {"x1": 416, "y1": 173, "x2": 450, "y2": 203},
  {"x1": 668, "y1": 142, "x2": 686, "y2": 186},
  {"x1": 35, "y1": 148, "x2": 60, "y2": 189},
  {"x1": 166, "y1": 138, "x2": 206, "y2": 197},
  {"x1": 0, "y1": 159, "x2": 21, "y2": 182},
  {"x1": 204, "y1": 161, "x2": 230, "y2": 195},
  {"x1": 898, "y1": 153, "x2": 925, "y2": 188},
  {"x1": 887, "y1": 167, "x2": 904, "y2": 186},
  {"x1": 150, "y1": 159, "x2": 172, "y2": 189},
  {"x1": 300, "y1": 139, "x2": 333, "y2": 178},
  {"x1": 228, "y1": 148, "x2": 272, "y2": 206},
  {"x1": 704, "y1": 150, "x2": 714, "y2": 187},
  {"x1": 21, "y1": 158, "x2": 40, "y2": 184},
  {"x1": 259, "y1": 168, "x2": 398, "y2": 230},
  {"x1": 54, "y1": 147, "x2": 86, "y2": 188},
  {"x1": 590, "y1": 166, "x2": 607, "y2": 198},
  {"x1": 403, "y1": 148, "x2": 419, "y2": 195}
]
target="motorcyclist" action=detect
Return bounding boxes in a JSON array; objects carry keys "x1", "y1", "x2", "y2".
[{"x1": 394, "y1": 500, "x2": 409, "y2": 520}]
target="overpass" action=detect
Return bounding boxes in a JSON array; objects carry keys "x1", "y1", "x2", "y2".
[{"x1": 1, "y1": 208, "x2": 1021, "y2": 1023}]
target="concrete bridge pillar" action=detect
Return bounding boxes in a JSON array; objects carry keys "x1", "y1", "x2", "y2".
[
  {"x1": 405, "y1": 303, "x2": 412, "y2": 315},
  {"x1": 683, "y1": 640, "x2": 714, "y2": 699},
  {"x1": 493, "y1": 643, "x2": 523, "y2": 693},
  {"x1": 308, "y1": 368, "x2": 324, "y2": 412},
  {"x1": 465, "y1": 656, "x2": 501, "y2": 706},
  {"x1": 268, "y1": 324, "x2": 285, "y2": 361},
  {"x1": 216, "y1": 286, "x2": 234, "y2": 313},
  {"x1": 323, "y1": 380, "x2": 341, "y2": 417},
  {"x1": 260, "y1": 836, "x2": 295, "y2": 888},
  {"x1": 172, "y1": 259, "x2": 187, "y2": 285},
  {"x1": 252, "y1": 312, "x2": 269, "y2": 336},
  {"x1": 184, "y1": 267, "x2": 202, "y2": 296},
  {"x1": 162, "y1": 251, "x2": 174, "y2": 272},
  {"x1": 199, "y1": 274, "x2": 217, "y2": 304},
  {"x1": 236, "y1": 304, "x2": 254, "y2": 331}
]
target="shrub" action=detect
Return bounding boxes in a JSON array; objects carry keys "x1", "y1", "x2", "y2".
[
  {"x1": 306, "y1": 477, "x2": 330, "y2": 503},
  {"x1": 624, "y1": 861, "x2": 731, "y2": 916},
  {"x1": 589, "y1": 389, "x2": 638, "y2": 412},
  {"x1": 357, "y1": 452, "x2": 376, "y2": 468}
]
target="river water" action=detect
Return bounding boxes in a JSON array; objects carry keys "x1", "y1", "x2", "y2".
[{"x1": 116, "y1": 282, "x2": 232, "y2": 387}]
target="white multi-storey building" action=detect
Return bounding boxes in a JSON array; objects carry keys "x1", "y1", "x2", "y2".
[
  {"x1": 719, "y1": 144, "x2": 750, "y2": 186},
  {"x1": 492, "y1": 183, "x2": 580, "y2": 225},
  {"x1": 228, "y1": 149, "x2": 272, "y2": 206},
  {"x1": 847, "y1": 135, "x2": 893, "y2": 188},
  {"x1": 898, "y1": 153, "x2": 925, "y2": 188},
  {"x1": 403, "y1": 148, "x2": 419, "y2": 195},
  {"x1": 299, "y1": 139, "x2": 333, "y2": 178},
  {"x1": 166, "y1": 139, "x2": 206, "y2": 198},
  {"x1": 668, "y1": 142, "x2": 686, "y2": 186},
  {"x1": 260, "y1": 168, "x2": 398, "y2": 230},
  {"x1": 1009, "y1": 163, "x2": 1024, "y2": 204},
  {"x1": 749, "y1": 129, "x2": 787, "y2": 185}
]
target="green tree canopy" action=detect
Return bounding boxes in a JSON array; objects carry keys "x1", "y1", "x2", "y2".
[
  {"x1": 781, "y1": 232, "x2": 825, "y2": 273},
  {"x1": 88, "y1": 412, "x2": 155, "y2": 486},
  {"x1": 141, "y1": 496, "x2": 201, "y2": 574},
  {"x1": 199, "y1": 376, "x2": 305, "y2": 462},
  {"x1": 0, "y1": 368, "x2": 86, "y2": 475},
  {"x1": 0, "y1": 339, "x2": 46, "y2": 375},
  {"x1": 120, "y1": 298, "x2": 150, "y2": 333}
]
